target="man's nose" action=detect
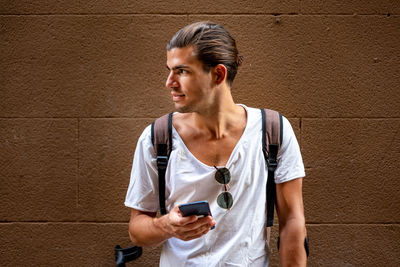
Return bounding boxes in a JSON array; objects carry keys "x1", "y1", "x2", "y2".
[{"x1": 166, "y1": 72, "x2": 176, "y2": 89}]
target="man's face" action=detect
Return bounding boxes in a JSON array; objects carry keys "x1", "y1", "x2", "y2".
[{"x1": 165, "y1": 46, "x2": 215, "y2": 113}]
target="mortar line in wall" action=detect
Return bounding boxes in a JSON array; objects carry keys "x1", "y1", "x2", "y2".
[
  {"x1": 0, "y1": 13, "x2": 189, "y2": 16},
  {"x1": 0, "y1": 13, "x2": 396, "y2": 17},
  {"x1": 187, "y1": 13, "x2": 395, "y2": 16}
]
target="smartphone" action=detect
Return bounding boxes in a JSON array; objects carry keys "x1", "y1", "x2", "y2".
[
  {"x1": 179, "y1": 201, "x2": 212, "y2": 217},
  {"x1": 179, "y1": 201, "x2": 215, "y2": 230}
]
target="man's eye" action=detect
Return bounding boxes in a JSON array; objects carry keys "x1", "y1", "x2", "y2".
[{"x1": 179, "y1": 69, "x2": 188, "y2": 74}]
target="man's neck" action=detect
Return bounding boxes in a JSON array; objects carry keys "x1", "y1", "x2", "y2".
[{"x1": 191, "y1": 90, "x2": 246, "y2": 140}]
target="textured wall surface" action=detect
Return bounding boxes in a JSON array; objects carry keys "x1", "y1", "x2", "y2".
[{"x1": 0, "y1": 1, "x2": 399, "y2": 266}]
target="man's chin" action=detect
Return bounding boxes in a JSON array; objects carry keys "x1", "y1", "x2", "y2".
[{"x1": 174, "y1": 104, "x2": 192, "y2": 113}]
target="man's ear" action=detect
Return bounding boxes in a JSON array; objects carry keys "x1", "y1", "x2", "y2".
[{"x1": 213, "y1": 64, "x2": 227, "y2": 85}]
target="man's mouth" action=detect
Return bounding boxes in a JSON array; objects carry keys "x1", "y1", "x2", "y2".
[{"x1": 171, "y1": 92, "x2": 185, "y2": 101}]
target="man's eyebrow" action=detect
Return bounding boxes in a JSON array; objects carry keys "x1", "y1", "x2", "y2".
[{"x1": 166, "y1": 64, "x2": 191, "y2": 71}]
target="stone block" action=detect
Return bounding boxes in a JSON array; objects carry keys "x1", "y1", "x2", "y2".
[
  {"x1": 302, "y1": 119, "x2": 400, "y2": 223},
  {"x1": 0, "y1": 119, "x2": 78, "y2": 221},
  {"x1": 305, "y1": 224, "x2": 400, "y2": 266}
]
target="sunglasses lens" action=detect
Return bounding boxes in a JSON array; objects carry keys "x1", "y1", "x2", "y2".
[
  {"x1": 217, "y1": 191, "x2": 233, "y2": 209},
  {"x1": 215, "y1": 167, "x2": 230, "y2": 184}
]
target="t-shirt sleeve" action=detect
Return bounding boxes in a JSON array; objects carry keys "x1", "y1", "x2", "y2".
[
  {"x1": 124, "y1": 125, "x2": 159, "y2": 212},
  {"x1": 274, "y1": 116, "x2": 305, "y2": 184}
]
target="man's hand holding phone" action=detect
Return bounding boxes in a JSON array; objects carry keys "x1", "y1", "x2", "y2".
[{"x1": 161, "y1": 201, "x2": 216, "y2": 241}]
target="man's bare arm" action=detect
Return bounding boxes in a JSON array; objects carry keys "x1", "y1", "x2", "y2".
[
  {"x1": 276, "y1": 178, "x2": 307, "y2": 266},
  {"x1": 128, "y1": 206, "x2": 216, "y2": 247}
]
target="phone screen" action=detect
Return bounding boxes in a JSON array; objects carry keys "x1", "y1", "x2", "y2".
[{"x1": 179, "y1": 201, "x2": 212, "y2": 217}]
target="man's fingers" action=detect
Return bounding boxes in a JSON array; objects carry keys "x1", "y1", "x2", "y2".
[
  {"x1": 175, "y1": 216, "x2": 214, "y2": 239},
  {"x1": 180, "y1": 223, "x2": 214, "y2": 241},
  {"x1": 179, "y1": 215, "x2": 199, "y2": 225},
  {"x1": 179, "y1": 216, "x2": 212, "y2": 231}
]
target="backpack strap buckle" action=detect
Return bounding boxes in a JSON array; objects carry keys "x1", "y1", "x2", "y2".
[
  {"x1": 157, "y1": 155, "x2": 168, "y2": 170},
  {"x1": 266, "y1": 144, "x2": 279, "y2": 172},
  {"x1": 266, "y1": 159, "x2": 278, "y2": 172},
  {"x1": 156, "y1": 143, "x2": 169, "y2": 170}
]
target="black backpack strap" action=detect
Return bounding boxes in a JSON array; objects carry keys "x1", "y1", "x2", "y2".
[
  {"x1": 261, "y1": 109, "x2": 282, "y2": 227},
  {"x1": 151, "y1": 113, "x2": 173, "y2": 215}
]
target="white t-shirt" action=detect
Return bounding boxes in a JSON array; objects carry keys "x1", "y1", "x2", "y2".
[{"x1": 125, "y1": 105, "x2": 305, "y2": 267}]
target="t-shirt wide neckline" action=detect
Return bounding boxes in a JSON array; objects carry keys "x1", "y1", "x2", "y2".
[{"x1": 171, "y1": 104, "x2": 250, "y2": 170}]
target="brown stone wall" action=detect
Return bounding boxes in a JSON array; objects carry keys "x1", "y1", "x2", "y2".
[{"x1": 1, "y1": 1, "x2": 399, "y2": 266}]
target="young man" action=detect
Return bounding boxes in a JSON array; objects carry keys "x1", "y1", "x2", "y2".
[{"x1": 125, "y1": 21, "x2": 307, "y2": 266}]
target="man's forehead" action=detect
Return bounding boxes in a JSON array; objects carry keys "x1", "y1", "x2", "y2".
[{"x1": 166, "y1": 46, "x2": 198, "y2": 67}]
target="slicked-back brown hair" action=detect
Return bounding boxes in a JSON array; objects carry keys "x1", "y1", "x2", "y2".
[{"x1": 166, "y1": 21, "x2": 243, "y2": 87}]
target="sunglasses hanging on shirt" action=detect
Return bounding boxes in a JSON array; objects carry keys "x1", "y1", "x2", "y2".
[{"x1": 214, "y1": 166, "x2": 233, "y2": 209}]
